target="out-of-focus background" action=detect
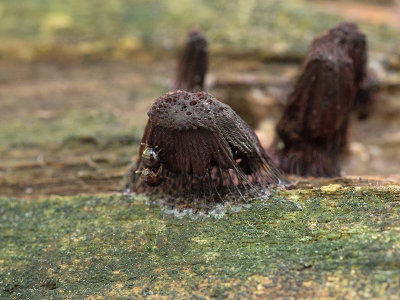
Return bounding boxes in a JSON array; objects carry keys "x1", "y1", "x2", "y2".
[{"x1": 0, "y1": 0, "x2": 399, "y2": 198}]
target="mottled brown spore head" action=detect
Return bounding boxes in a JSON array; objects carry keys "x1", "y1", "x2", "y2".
[
  {"x1": 272, "y1": 34, "x2": 357, "y2": 177},
  {"x1": 313, "y1": 22, "x2": 367, "y2": 86},
  {"x1": 174, "y1": 29, "x2": 208, "y2": 92},
  {"x1": 130, "y1": 91, "x2": 284, "y2": 203}
]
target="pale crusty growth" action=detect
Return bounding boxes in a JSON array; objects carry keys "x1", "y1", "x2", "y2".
[
  {"x1": 174, "y1": 29, "x2": 208, "y2": 92},
  {"x1": 130, "y1": 91, "x2": 284, "y2": 201}
]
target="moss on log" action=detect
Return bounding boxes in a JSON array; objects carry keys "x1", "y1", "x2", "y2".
[{"x1": 1, "y1": 184, "x2": 400, "y2": 298}]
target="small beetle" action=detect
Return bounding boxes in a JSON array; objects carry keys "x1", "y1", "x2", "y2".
[
  {"x1": 141, "y1": 146, "x2": 160, "y2": 170},
  {"x1": 139, "y1": 167, "x2": 163, "y2": 187},
  {"x1": 136, "y1": 146, "x2": 162, "y2": 186}
]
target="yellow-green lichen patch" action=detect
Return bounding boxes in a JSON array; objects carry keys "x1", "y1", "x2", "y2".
[
  {"x1": 1, "y1": 185, "x2": 400, "y2": 298},
  {"x1": 320, "y1": 183, "x2": 343, "y2": 193}
]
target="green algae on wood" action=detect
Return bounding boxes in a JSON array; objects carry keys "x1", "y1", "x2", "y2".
[{"x1": 1, "y1": 185, "x2": 400, "y2": 298}]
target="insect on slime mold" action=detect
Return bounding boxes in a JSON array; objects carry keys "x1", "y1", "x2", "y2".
[{"x1": 129, "y1": 91, "x2": 284, "y2": 202}]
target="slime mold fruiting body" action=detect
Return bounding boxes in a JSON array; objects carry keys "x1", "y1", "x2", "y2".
[
  {"x1": 174, "y1": 29, "x2": 208, "y2": 92},
  {"x1": 129, "y1": 91, "x2": 284, "y2": 202},
  {"x1": 272, "y1": 23, "x2": 366, "y2": 177}
]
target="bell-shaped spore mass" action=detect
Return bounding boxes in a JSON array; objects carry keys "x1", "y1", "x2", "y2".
[{"x1": 130, "y1": 91, "x2": 284, "y2": 202}]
